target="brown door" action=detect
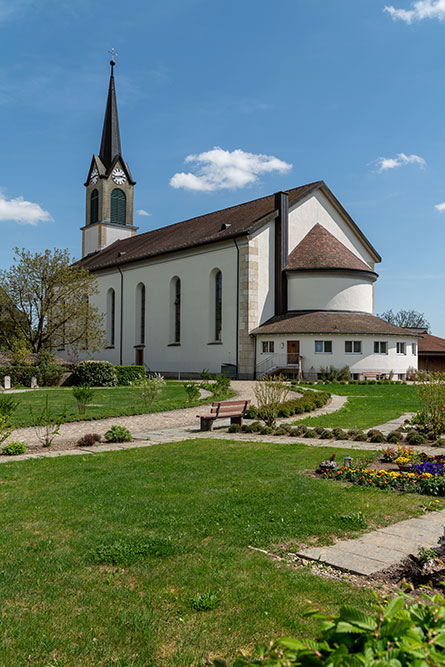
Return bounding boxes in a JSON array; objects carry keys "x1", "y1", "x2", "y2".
[
  {"x1": 287, "y1": 341, "x2": 300, "y2": 365},
  {"x1": 135, "y1": 348, "x2": 144, "y2": 366}
]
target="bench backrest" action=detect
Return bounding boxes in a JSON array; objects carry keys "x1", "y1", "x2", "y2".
[{"x1": 209, "y1": 400, "x2": 251, "y2": 416}]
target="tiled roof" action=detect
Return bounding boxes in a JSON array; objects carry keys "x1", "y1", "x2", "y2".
[
  {"x1": 418, "y1": 333, "x2": 445, "y2": 354},
  {"x1": 251, "y1": 311, "x2": 419, "y2": 336},
  {"x1": 79, "y1": 181, "x2": 322, "y2": 271},
  {"x1": 286, "y1": 223, "x2": 376, "y2": 275}
]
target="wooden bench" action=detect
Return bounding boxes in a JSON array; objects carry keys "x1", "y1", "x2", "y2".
[
  {"x1": 198, "y1": 399, "x2": 251, "y2": 432},
  {"x1": 362, "y1": 371, "x2": 383, "y2": 381}
]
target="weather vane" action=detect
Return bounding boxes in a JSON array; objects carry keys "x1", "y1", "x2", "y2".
[{"x1": 109, "y1": 48, "x2": 119, "y2": 66}]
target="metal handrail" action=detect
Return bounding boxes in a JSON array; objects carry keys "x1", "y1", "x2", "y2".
[{"x1": 255, "y1": 353, "x2": 302, "y2": 378}]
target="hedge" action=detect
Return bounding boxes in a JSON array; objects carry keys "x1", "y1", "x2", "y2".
[
  {"x1": 115, "y1": 365, "x2": 146, "y2": 385},
  {"x1": 71, "y1": 360, "x2": 117, "y2": 387},
  {"x1": 246, "y1": 390, "x2": 331, "y2": 420},
  {"x1": 0, "y1": 363, "x2": 64, "y2": 387}
]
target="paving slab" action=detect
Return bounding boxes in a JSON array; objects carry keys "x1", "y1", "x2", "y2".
[{"x1": 298, "y1": 509, "x2": 445, "y2": 575}]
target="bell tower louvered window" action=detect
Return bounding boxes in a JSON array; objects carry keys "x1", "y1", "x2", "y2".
[
  {"x1": 110, "y1": 188, "x2": 126, "y2": 225},
  {"x1": 90, "y1": 189, "x2": 99, "y2": 225}
]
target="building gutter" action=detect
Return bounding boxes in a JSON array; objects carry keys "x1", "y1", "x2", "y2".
[
  {"x1": 117, "y1": 265, "x2": 124, "y2": 365},
  {"x1": 233, "y1": 238, "x2": 240, "y2": 379}
]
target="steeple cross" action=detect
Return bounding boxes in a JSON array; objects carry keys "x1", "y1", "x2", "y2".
[{"x1": 108, "y1": 48, "x2": 119, "y2": 65}]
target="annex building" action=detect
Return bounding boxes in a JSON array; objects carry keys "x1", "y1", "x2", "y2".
[{"x1": 77, "y1": 61, "x2": 419, "y2": 380}]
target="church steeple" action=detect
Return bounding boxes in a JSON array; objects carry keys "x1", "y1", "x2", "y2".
[
  {"x1": 99, "y1": 57, "x2": 122, "y2": 169},
  {"x1": 81, "y1": 52, "x2": 138, "y2": 258}
]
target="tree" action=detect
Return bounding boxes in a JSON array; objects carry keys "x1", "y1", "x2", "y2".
[
  {"x1": 377, "y1": 308, "x2": 431, "y2": 332},
  {"x1": 0, "y1": 248, "x2": 105, "y2": 357}
]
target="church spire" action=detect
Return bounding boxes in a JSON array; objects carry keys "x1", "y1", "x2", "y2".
[{"x1": 99, "y1": 52, "x2": 122, "y2": 170}]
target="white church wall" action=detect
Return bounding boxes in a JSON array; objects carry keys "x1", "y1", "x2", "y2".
[
  {"x1": 288, "y1": 190, "x2": 376, "y2": 272},
  {"x1": 91, "y1": 242, "x2": 239, "y2": 375},
  {"x1": 256, "y1": 334, "x2": 418, "y2": 379},
  {"x1": 252, "y1": 222, "x2": 275, "y2": 325},
  {"x1": 83, "y1": 225, "x2": 101, "y2": 257},
  {"x1": 287, "y1": 273, "x2": 374, "y2": 313}
]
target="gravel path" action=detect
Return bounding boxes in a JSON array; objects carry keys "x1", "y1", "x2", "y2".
[{"x1": 6, "y1": 381, "x2": 259, "y2": 450}]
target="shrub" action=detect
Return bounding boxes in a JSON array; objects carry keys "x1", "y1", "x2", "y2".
[
  {"x1": 213, "y1": 590, "x2": 445, "y2": 666},
  {"x1": 184, "y1": 381, "x2": 200, "y2": 403},
  {"x1": 347, "y1": 429, "x2": 359, "y2": 438},
  {"x1": 190, "y1": 590, "x2": 221, "y2": 612},
  {"x1": 320, "y1": 429, "x2": 332, "y2": 439},
  {"x1": 72, "y1": 360, "x2": 117, "y2": 387},
  {"x1": 426, "y1": 430, "x2": 436, "y2": 441},
  {"x1": 214, "y1": 374, "x2": 231, "y2": 396},
  {"x1": 354, "y1": 431, "x2": 367, "y2": 441},
  {"x1": 0, "y1": 395, "x2": 19, "y2": 417},
  {"x1": 104, "y1": 425, "x2": 133, "y2": 443},
  {"x1": 201, "y1": 368, "x2": 215, "y2": 381},
  {"x1": 260, "y1": 426, "x2": 274, "y2": 435},
  {"x1": 245, "y1": 406, "x2": 258, "y2": 419},
  {"x1": 93, "y1": 537, "x2": 176, "y2": 564},
  {"x1": 367, "y1": 429, "x2": 383, "y2": 438},
  {"x1": 381, "y1": 446, "x2": 397, "y2": 462},
  {"x1": 289, "y1": 428, "x2": 301, "y2": 437},
  {"x1": 2, "y1": 441, "x2": 26, "y2": 456},
  {"x1": 115, "y1": 365, "x2": 145, "y2": 386},
  {"x1": 293, "y1": 424, "x2": 307, "y2": 435},
  {"x1": 250, "y1": 421, "x2": 262, "y2": 432},
  {"x1": 406, "y1": 431, "x2": 427, "y2": 446},
  {"x1": 72, "y1": 384, "x2": 94, "y2": 415},
  {"x1": 254, "y1": 374, "x2": 289, "y2": 428},
  {"x1": 29, "y1": 396, "x2": 65, "y2": 447},
  {"x1": 314, "y1": 425, "x2": 325, "y2": 435},
  {"x1": 77, "y1": 433, "x2": 101, "y2": 447},
  {"x1": 228, "y1": 424, "x2": 241, "y2": 433},
  {"x1": 370, "y1": 432, "x2": 386, "y2": 443},
  {"x1": 132, "y1": 373, "x2": 166, "y2": 408},
  {"x1": 35, "y1": 349, "x2": 65, "y2": 387},
  {"x1": 386, "y1": 430, "x2": 403, "y2": 444},
  {"x1": 333, "y1": 429, "x2": 348, "y2": 440},
  {"x1": 304, "y1": 429, "x2": 316, "y2": 438},
  {"x1": 274, "y1": 425, "x2": 289, "y2": 436},
  {"x1": 337, "y1": 365, "x2": 351, "y2": 382}
]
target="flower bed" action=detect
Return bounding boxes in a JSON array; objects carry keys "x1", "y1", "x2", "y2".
[{"x1": 322, "y1": 463, "x2": 445, "y2": 496}]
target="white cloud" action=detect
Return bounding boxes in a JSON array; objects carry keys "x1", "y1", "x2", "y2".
[
  {"x1": 0, "y1": 191, "x2": 53, "y2": 225},
  {"x1": 136, "y1": 209, "x2": 151, "y2": 216},
  {"x1": 170, "y1": 147, "x2": 292, "y2": 192},
  {"x1": 435, "y1": 202, "x2": 445, "y2": 212},
  {"x1": 374, "y1": 153, "x2": 426, "y2": 172},
  {"x1": 384, "y1": 0, "x2": 445, "y2": 23}
]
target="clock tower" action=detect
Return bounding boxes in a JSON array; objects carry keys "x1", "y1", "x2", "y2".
[{"x1": 81, "y1": 55, "x2": 138, "y2": 258}]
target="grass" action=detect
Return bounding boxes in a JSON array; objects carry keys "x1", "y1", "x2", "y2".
[
  {"x1": 7, "y1": 381, "x2": 233, "y2": 428},
  {"x1": 0, "y1": 438, "x2": 435, "y2": 666},
  {"x1": 297, "y1": 382, "x2": 420, "y2": 429}
]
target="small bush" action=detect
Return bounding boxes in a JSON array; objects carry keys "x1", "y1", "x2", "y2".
[
  {"x1": 189, "y1": 590, "x2": 221, "y2": 612},
  {"x1": 260, "y1": 426, "x2": 274, "y2": 435},
  {"x1": 228, "y1": 424, "x2": 241, "y2": 433},
  {"x1": 245, "y1": 406, "x2": 258, "y2": 419},
  {"x1": 320, "y1": 429, "x2": 332, "y2": 439},
  {"x1": 2, "y1": 441, "x2": 26, "y2": 456},
  {"x1": 406, "y1": 431, "x2": 427, "y2": 446},
  {"x1": 72, "y1": 360, "x2": 117, "y2": 387},
  {"x1": 274, "y1": 425, "x2": 289, "y2": 436},
  {"x1": 304, "y1": 429, "x2": 316, "y2": 438},
  {"x1": 333, "y1": 429, "x2": 348, "y2": 440},
  {"x1": 250, "y1": 421, "x2": 262, "y2": 432},
  {"x1": 313, "y1": 425, "x2": 325, "y2": 435},
  {"x1": 367, "y1": 429, "x2": 382, "y2": 438},
  {"x1": 386, "y1": 430, "x2": 403, "y2": 444},
  {"x1": 115, "y1": 365, "x2": 145, "y2": 386},
  {"x1": 293, "y1": 424, "x2": 307, "y2": 435},
  {"x1": 426, "y1": 431, "x2": 436, "y2": 441},
  {"x1": 93, "y1": 537, "x2": 176, "y2": 564},
  {"x1": 77, "y1": 433, "x2": 101, "y2": 447},
  {"x1": 104, "y1": 425, "x2": 133, "y2": 443},
  {"x1": 370, "y1": 432, "x2": 386, "y2": 443},
  {"x1": 72, "y1": 384, "x2": 94, "y2": 415},
  {"x1": 184, "y1": 382, "x2": 200, "y2": 403},
  {"x1": 0, "y1": 395, "x2": 19, "y2": 417},
  {"x1": 289, "y1": 428, "x2": 301, "y2": 437},
  {"x1": 347, "y1": 429, "x2": 359, "y2": 438},
  {"x1": 354, "y1": 431, "x2": 368, "y2": 441},
  {"x1": 381, "y1": 446, "x2": 397, "y2": 462}
]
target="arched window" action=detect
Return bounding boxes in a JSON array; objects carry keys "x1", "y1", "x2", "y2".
[
  {"x1": 169, "y1": 277, "x2": 181, "y2": 343},
  {"x1": 110, "y1": 188, "x2": 126, "y2": 225},
  {"x1": 90, "y1": 189, "x2": 99, "y2": 224},
  {"x1": 136, "y1": 283, "x2": 146, "y2": 345},
  {"x1": 106, "y1": 288, "x2": 116, "y2": 346},
  {"x1": 215, "y1": 270, "x2": 222, "y2": 341}
]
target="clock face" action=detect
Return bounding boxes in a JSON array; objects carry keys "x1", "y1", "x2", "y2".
[
  {"x1": 89, "y1": 168, "x2": 99, "y2": 185},
  {"x1": 112, "y1": 167, "x2": 126, "y2": 185}
]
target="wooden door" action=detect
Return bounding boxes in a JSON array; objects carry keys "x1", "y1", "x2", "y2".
[
  {"x1": 287, "y1": 341, "x2": 300, "y2": 365},
  {"x1": 135, "y1": 348, "x2": 144, "y2": 366}
]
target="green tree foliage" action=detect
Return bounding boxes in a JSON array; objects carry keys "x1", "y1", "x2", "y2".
[
  {"x1": 378, "y1": 308, "x2": 431, "y2": 331},
  {"x1": 0, "y1": 247, "x2": 105, "y2": 357}
]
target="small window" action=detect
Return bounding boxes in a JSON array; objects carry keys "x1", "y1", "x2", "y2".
[
  {"x1": 345, "y1": 341, "x2": 362, "y2": 354},
  {"x1": 315, "y1": 340, "x2": 332, "y2": 353},
  {"x1": 412, "y1": 343, "x2": 417, "y2": 355},
  {"x1": 90, "y1": 189, "x2": 99, "y2": 224},
  {"x1": 374, "y1": 341, "x2": 387, "y2": 354},
  {"x1": 262, "y1": 341, "x2": 274, "y2": 353},
  {"x1": 110, "y1": 188, "x2": 126, "y2": 225},
  {"x1": 396, "y1": 342, "x2": 406, "y2": 354}
]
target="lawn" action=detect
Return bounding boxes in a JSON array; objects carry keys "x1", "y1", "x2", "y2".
[
  {"x1": 6, "y1": 381, "x2": 225, "y2": 428},
  {"x1": 297, "y1": 382, "x2": 420, "y2": 430},
  {"x1": 0, "y1": 439, "x2": 434, "y2": 666}
]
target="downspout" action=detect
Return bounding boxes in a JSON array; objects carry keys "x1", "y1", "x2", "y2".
[
  {"x1": 233, "y1": 238, "x2": 240, "y2": 379},
  {"x1": 117, "y1": 265, "x2": 124, "y2": 365}
]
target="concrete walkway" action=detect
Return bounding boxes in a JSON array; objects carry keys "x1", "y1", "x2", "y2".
[{"x1": 298, "y1": 510, "x2": 445, "y2": 576}]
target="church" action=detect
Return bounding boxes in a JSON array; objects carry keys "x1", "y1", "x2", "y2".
[{"x1": 77, "y1": 60, "x2": 419, "y2": 381}]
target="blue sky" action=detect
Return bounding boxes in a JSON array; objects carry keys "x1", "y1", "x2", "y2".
[{"x1": 1, "y1": 0, "x2": 445, "y2": 333}]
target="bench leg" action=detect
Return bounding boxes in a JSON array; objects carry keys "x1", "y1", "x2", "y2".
[
  {"x1": 230, "y1": 416, "x2": 242, "y2": 427},
  {"x1": 200, "y1": 417, "x2": 214, "y2": 432}
]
